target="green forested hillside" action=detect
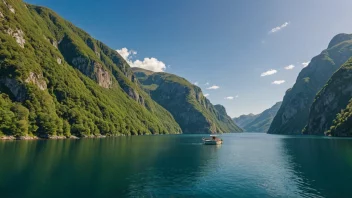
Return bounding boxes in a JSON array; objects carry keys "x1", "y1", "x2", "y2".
[
  {"x1": 0, "y1": 0, "x2": 182, "y2": 138},
  {"x1": 133, "y1": 68, "x2": 242, "y2": 134},
  {"x1": 305, "y1": 57, "x2": 352, "y2": 136},
  {"x1": 268, "y1": 34, "x2": 352, "y2": 135}
]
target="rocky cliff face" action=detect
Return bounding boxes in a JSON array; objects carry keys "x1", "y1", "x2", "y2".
[
  {"x1": 305, "y1": 57, "x2": 352, "y2": 136},
  {"x1": 133, "y1": 68, "x2": 242, "y2": 134},
  {"x1": 268, "y1": 34, "x2": 352, "y2": 135},
  {"x1": 0, "y1": 0, "x2": 181, "y2": 138},
  {"x1": 234, "y1": 102, "x2": 282, "y2": 132}
]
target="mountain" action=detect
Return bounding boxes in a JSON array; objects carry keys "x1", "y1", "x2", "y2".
[
  {"x1": 132, "y1": 68, "x2": 243, "y2": 134},
  {"x1": 234, "y1": 102, "x2": 282, "y2": 132},
  {"x1": 0, "y1": 0, "x2": 182, "y2": 139},
  {"x1": 304, "y1": 56, "x2": 352, "y2": 136},
  {"x1": 233, "y1": 114, "x2": 259, "y2": 129},
  {"x1": 268, "y1": 34, "x2": 352, "y2": 135}
]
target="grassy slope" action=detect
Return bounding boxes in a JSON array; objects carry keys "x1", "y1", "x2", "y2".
[
  {"x1": 133, "y1": 68, "x2": 242, "y2": 133},
  {"x1": 0, "y1": 0, "x2": 181, "y2": 137}
]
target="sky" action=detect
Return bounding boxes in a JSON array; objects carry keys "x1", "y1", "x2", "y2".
[{"x1": 26, "y1": 0, "x2": 352, "y2": 117}]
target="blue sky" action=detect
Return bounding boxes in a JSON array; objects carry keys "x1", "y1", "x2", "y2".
[{"x1": 26, "y1": 0, "x2": 352, "y2": 117}]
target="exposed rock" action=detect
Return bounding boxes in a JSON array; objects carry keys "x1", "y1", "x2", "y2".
[
  {"x1": 57, "y1": 57, "x2": 62, "y2": 64},
  {"x1": 132, "y1": 67, "x2": 242, "y2": 134},
  {"x1": 268, "y1": 34, "x2": 352, "y2": 135},
  {"x1": 94, "y1": 62, "x2": 112, "y2": 88},
  {"x1": 0, "y1": 3, "x2": 183, "y2": 138},
  {"x1": 305, "y1": 64, "x2": 352, "y2": 135},
  {"x1": 8, "y1": 5, "x2": 14, "y2": 13},
  {"x1": 0, "y1": 77, "x2": 27, "y2": 102},
  {"x1": 16, "y1": 136, "x2": 38, "y2": 140},
  {"x1": 48, "y1": 135, "x2": 66, "y2": 139},
  {"x1": 6, "y1": 28, "x2": 25, "y2": 48},
  {"x1": 3, "y1": 0, "x2": 15, "y2": 13},
  {"x1": 0, "y1": 136, "x2": 15, "y2": 140},
  {"x1": 71, "y1": 57, "x2": 112, "y2": 88},
  {"x1": 25, "y1": 72, "x2": 47, "y2": 90},
  {"x1": 69, "y1": 135, "x2": 79, "y2": 139},
  {"x1": 86, "y1": 38, "x2": 100, "y2": 58},
  {"x1": 122, "y1": 86, "x2": 145, "y2": 106},
  {"x1": 0, "y1": 11, "x2": 4, "y2": 18},
  {"x1": 52, "y1": 40, "x2": 58, "y2": 49},
  {"x1": 44, "y1": 36, "x2": 58, "y2": 49},
  {"x1": 96, "y1": 134, "x2": 107, "y2": 138}
]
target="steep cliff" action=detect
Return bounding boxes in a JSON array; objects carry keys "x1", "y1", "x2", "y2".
[
  {"x1": 268, "y1": 34, "x2": 352, "y2": 135},
  {"x1": 305, "y1": 57, "x2": 352, "y2": 136},
  {"x1": 0, "y1": 0, "x2": 181, "y2": 138},
  {"x1": 133, "y1": 68, "x2": 242, "y2": 134}
]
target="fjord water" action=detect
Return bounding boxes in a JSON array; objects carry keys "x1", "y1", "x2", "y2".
[{"x1": 1, "y1": 133, "x2": 352, "y2": 197}]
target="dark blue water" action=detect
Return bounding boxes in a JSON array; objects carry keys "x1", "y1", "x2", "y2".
[{"x1": 1, "y1": 133, "x2": 352, "y2": 198}]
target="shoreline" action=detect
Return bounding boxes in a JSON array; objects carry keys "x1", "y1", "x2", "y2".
[
  {"x1": 0, "y1": 132, "x2": 245, "y2": 141},
  {"x1": 0, "y1": 134, "x2": 109, "y2": 141},
  {"x1": 0, "y1": 133, "x2": 182, "y2": 141}
]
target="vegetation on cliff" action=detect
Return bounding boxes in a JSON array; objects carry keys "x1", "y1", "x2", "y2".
[
  {"x1": 268, "y1": 33, "x2": 352, "y2": 135},
  {"x1": 305, "y1": 56, "x2": 352, "y2": 136},
  {"x1": 133, "y1": 68, "x2": 242, "y2": 134},
  {"x1": 0, "y1": 0, "x2": 182, "y2": 138}
]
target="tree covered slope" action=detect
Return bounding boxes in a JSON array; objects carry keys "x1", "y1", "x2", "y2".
[
  {"x1": 0, "y1": 0, "x2": 182, "y2": 138},
  {"x1": 133, "y1": 68, "x2": 242, "y2": 134},
  {"x1": 268, "y1": 34, "x2": 352, "y2": 135},
  {"x1": 305, "y1": 57, "x2": 352, "y2": 136}
]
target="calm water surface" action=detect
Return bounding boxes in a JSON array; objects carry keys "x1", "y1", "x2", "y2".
[{"x1": 1, "y1": 133, "x2": 352, "y2": 198}]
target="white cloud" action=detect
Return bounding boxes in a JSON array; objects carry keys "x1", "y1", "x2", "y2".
[
  {"x1": 272, "y1": 80, "x2": 286, "y2": 85},
  {"x1": 225, "y1": 96, "x2": 234, "y2": 100},
  {"x1": 269, "y1": 22, "x2": 290, "y2": 34},
  {"x1": 132, "y1": 58, "x2": 166, "y2": 72},
  {"x1": 235, "y1": 95, "x2": 239, "y2": 98},
  {"x1": 206, "y1": 85, "x2": 220, "y2": 90},
  {"x1": 302, "y1": 61, "x2": 310, "y2": 67},
  {"x1": 116, "y1": 48, "x2": 166, "y2": 72},
  {"x1": 193, "y1": 82, "x2": 199, "y2": 86},
  {"x1": 284, "y1": 64, "x2": 295, "y2": 70},
  {"x1": 261, "y1": 69, "x2": 277, "y2": 77},
  {"x1": 204, "y1": 94, "x2": 210, "y2": 97},
  {"x1": 116, "y1": 48, "x2": 136, "y2": 60},
  {"x1": 205, "y1": 82, "x2": 210, "y2": 85}
]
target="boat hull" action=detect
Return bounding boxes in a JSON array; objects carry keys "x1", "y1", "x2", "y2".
[{"x1": 203, "y1": 140, "x2": 222, "y2": 145}]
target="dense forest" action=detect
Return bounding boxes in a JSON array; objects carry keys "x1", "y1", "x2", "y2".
[{"x1": 0, "y1": 0, "x2": 182, "y2": 138}]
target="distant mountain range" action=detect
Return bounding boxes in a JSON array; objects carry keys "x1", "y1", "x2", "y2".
[
  {"x1": 233, "y1": 102, "x2": 282, "y2": 132},
  {"x1": 268, "y1": 33, "x2": 352, "y2": 137}
]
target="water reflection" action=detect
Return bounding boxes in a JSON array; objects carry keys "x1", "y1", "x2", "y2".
[
  {"x1": 0, "y1": 136, "x2": 216, "y2": 197},
  {"x1": 1, "y1": 134, "x2": 352, "y2": 197},
  {"x1": 280, "y1": 136, "x2": 352, "y2": 198}
]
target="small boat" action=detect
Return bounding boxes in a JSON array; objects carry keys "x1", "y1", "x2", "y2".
[{"x1": 202, "y1": 135, "x2": 223, "y2": 145}]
